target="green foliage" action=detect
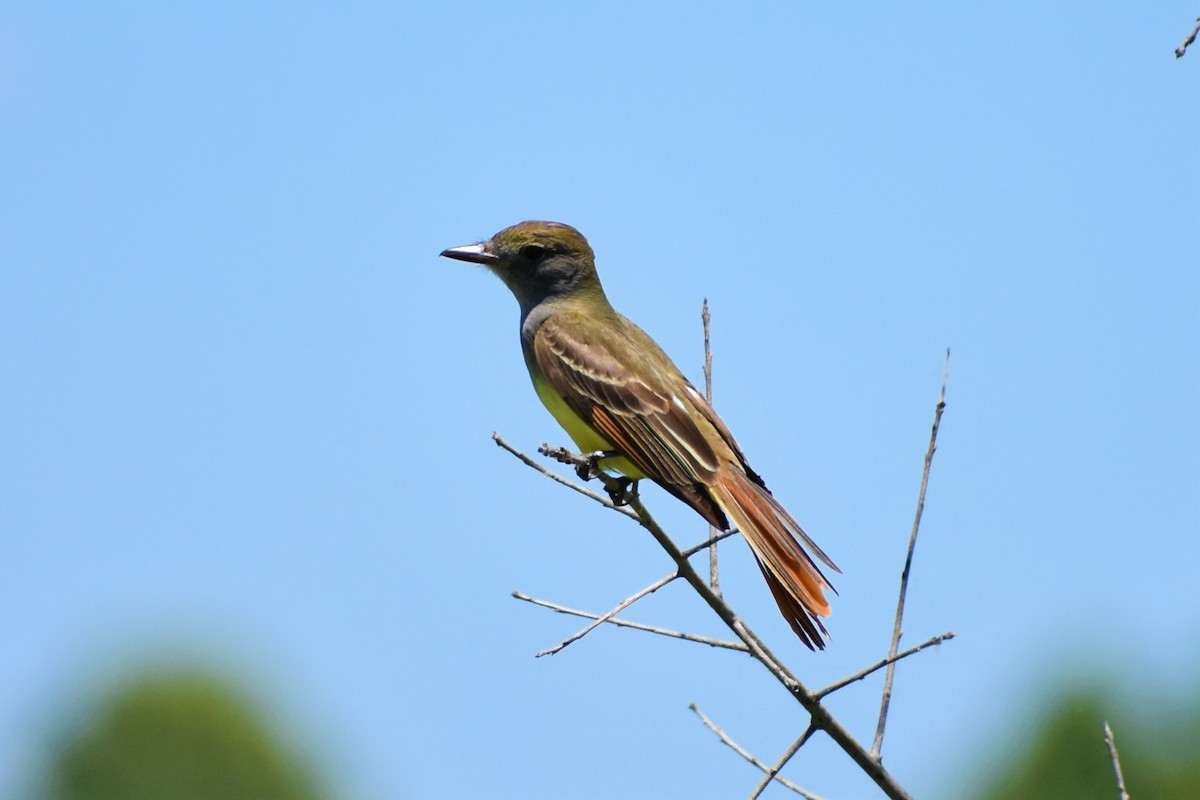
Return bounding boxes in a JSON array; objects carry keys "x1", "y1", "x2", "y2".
[
  {"x1": 42, "y1": 671, "x2": 325, "y2": 800},
  {"x1": 974, "y1": 687, "x2": 1200, "y2": 800}
]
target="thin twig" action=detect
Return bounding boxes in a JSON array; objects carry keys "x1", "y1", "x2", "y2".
[
  {"x1": 522, "y1": 440, "x2": 739, "y2": 557},
  {"x1": 492, "y1": 433, "x2": 638, "y2": 520},
  {"x1": 535, "y1": 571, "x2": 679, "y2": 657},
  {"x1": 702, "y1": 299, "x2": 721, "y2": 595},
  {"x1": 689, "y1": 704, "x2": 822, "y2": 800},
  {"x1": 816, "y1": 632, "x2": 954, "y2": 700},
  {"x1": 1176, "y1": 17, "x2": 1200, "y2": 58},
  {"x1": 681, "y1": 529, "x2": 739, "y2": 558},
  {"x1": 871, "y1": 350, "x2": 950, "y2": 759},
  {"x1": 1104, "y1": 722, "x2": 1131, "y2": 800},
  {"x1": 748, "y1": 721, "x2": 822, "y2": 800},
  {"x1": 513, "y1": 591, "x2": 749, "y2": 651}
]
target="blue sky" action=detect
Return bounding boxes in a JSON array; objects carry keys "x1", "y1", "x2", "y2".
[{"x1": 2, "y1": 3, "x2": 1197, "y2": 798}]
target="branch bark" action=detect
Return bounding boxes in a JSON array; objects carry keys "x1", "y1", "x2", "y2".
[
  {"x1": 871, "y1": 349, "x2": 950, "y2": 758},
  {"x1": 702, "y1": 298, "x2": 720, "y2": 594},
  {"x1": 1104, "y1": 722, "x2": 1131, "y2": 800},
  {"x1": 1176, "y1": 17, "x2": 1200, "y2": 58}
]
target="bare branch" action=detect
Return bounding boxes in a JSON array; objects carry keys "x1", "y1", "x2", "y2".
[
  {"x1": 495, "y1": 437, "x2": 915, "y2": 799},
  {"x1": 816, "y1": 632, "x2": 955, "y2": 700},
  {"x1": 872, "y1": 350, "x2": 950, "y2": 759},
  {"x1": 1176, "y1": 17, "x2": 1200, "y2": 58},
  {"x1": 690, "y1": 704, "x2": 823, "y2": 800},
  {"x1": 512, "y1": 591, "x2": 750, "y2": 650},
  {"x1": 702, "y1": 298, "x2": 713, "y2": 402},
  {"x1": 1104, "y1": 722, "x2": 1132, "y2": 800},
  {"x1": 622, "y1": 493, "x2": 913, "y2": 799},
  {"x1": 702, "y1": 298, "x2": 721, "y2": 595},
  {"x1": 535, "y1": 571, "x2": 679, "y2": 657},
  {"x1": 748, "y1": 721, "x2": 822, "y2": 800}
]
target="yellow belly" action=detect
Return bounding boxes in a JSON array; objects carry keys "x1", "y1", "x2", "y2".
[{"x1": 532, "y1": 373, "x2": 645, "y2": 479}]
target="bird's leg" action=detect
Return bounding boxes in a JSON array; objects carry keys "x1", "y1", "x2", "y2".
[
  {"x1": 573, "y1": 450, "x2": 634, "y2": 506},
  {"x1": 615, "y1": 477, "x2": 641, "y2": 506}
]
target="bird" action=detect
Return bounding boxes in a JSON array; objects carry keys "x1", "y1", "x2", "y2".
[{"x1": 441, "y1": 221, "x2": 840, "y2": 649}]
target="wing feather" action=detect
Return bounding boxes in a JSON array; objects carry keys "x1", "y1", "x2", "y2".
[{"x1": 533, "y1": 315, "x2": 726, "y2": 527}]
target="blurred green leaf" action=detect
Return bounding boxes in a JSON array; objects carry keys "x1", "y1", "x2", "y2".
[
  {"x1": 974, "y1": 687, "x2": 1200, "y2": 800},
  {"x1": 43, "y1": 671, "x2": 325, "y2": 800}
]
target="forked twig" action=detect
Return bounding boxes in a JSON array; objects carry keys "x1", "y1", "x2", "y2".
[
  {"x1": 512, "y1": 591, "x2": 749, "y2": 651},
  {"x1": 871, "y1": 349, "x2": 950, "y2": 758},
  {"x1": 535, "y1": 571, "x2": 678, "y2": 657},
  {"x1": 748, "y1": 721, "x2": 822, "y2": 800},
  {"x1": 690, "y1": 704, "x2": 823, "y2": 800}
]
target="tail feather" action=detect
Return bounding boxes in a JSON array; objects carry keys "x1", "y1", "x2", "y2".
[
  {"x1": 757, "y1": 560, "x2": 830, "y2": 650},
  {"x1": 711, "y1": 470, "x2": 837, "y2": 650}
]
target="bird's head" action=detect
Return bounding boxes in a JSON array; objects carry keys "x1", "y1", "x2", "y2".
[{"x1": 441, "y1": 220, "x2": 603, "y2": 312}]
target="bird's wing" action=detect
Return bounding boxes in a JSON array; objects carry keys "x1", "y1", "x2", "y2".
[
  {"x1": 532, "y1": 313, "x2": 729, "y2": 527},
  {"x1": 534, "y1": 310, "x2": 839, "y2": 649}
]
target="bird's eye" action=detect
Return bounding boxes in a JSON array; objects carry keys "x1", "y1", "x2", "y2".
[{"x1": 521, "y1": 244, "x2": 548, "y2": 263}]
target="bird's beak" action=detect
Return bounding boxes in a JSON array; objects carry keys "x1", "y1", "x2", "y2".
[{"x1": 440, "y1": 243, "x2": 498, "y2": 265}]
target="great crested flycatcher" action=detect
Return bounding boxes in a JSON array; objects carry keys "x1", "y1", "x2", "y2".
[{"x1": 441, "y1": 220, "x2": 840, "y2": 649}]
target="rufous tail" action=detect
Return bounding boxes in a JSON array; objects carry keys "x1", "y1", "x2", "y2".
[{"x1": 711, "y1": 470, "x2": 839, "y2": 650}]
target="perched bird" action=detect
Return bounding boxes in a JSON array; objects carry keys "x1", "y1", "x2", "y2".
[{"x1": 441, "y1": 221, "x2": 840, "y2": 649}]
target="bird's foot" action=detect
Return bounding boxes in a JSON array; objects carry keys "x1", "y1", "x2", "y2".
[
  {"x1": 604, "y1": 476, "x2": 635, "y2": 507},
  {"x1": 570, "y1": 450, "x2": 634, "y2": 506},
  {"x1": 575, "y1": 450, "x2": 622, "y2": 482}
]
